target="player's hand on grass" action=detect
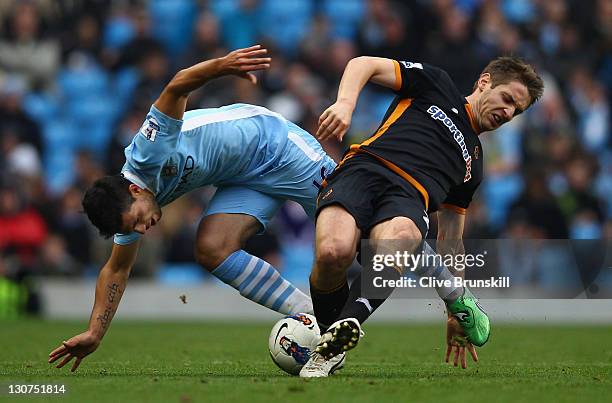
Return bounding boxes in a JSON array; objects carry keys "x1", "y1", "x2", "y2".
[
  {"x1": 217, "y1": 44, "x2": 271, "y2": 84},
  {"x1": 48, "y1": 331, "x2": 100, "y2": 372},
  {"x1": 445, "y1": 316, "x2": 478, "y2": 369},
  {"x1": 316, "y1": 100, "x2": 354, "y2": 141}
]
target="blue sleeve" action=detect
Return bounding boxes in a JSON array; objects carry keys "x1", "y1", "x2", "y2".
[
  {"x1": 124, "y1": 105, "x2": 183, "y2": 169},
  {"x1": 113, "y1": 232, "x2": 141, "y2": 245}
]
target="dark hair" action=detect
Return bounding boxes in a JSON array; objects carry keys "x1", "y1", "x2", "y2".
[
  {"x1": 474, "y1": 56, "x2": 544, "y2": 107},
  {"x1": 82, "y1": 175, "x2": 134, "y2": 238}
]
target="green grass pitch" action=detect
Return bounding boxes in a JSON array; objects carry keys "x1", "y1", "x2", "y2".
[{"x1": 1, "y1": 320, "x2": 611, "y2": 402}]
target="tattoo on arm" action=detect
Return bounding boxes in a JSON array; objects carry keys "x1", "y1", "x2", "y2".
[
  {"x1": 96, "y1": 307, "x2": 113, "y2": 329},
  {"x1": 107, "y1": 283, "x2": 120, "y2": 303},
  {"x1": 96, "y1": 283, "x2": 122, "y2": 329}
]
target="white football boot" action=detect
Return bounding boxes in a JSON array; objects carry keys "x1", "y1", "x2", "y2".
[
  {"x1": 299, "y1": 351, "x2": 345, "y2": 378},
  {"x1": 299, "y1": 317, "x2": 363, "y2": 378}
]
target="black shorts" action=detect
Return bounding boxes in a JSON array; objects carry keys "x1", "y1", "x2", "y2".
[{"x1": 316, "y1": 153, "x2": 430, "y2": 237}]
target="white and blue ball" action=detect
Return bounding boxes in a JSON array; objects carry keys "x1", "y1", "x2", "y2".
[{"x1": 268, "y1": 313, "x2": 320, "y2": 375}]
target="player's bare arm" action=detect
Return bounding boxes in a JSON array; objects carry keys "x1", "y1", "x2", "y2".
[
  {"x1": 437, "y1": 208, "x2": 479, "y2": 369},
  {"x1": 317, "y1": 56, "x2": 396, "y2": 141},
  {"x1": 48, "y1": 241, "x2": 140, "y2": 372},
  {"x1": 155, "y1": 45, "x2": 271, "y2": 120}
]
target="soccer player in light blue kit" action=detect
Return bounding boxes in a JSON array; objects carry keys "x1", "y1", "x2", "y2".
[{"x1": 48, "y1": 45, "x2": 335, "y2": 372}]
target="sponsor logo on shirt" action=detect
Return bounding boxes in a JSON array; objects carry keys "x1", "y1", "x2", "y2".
[
  {"x1": 427, "y1": 105, "x2": 472, "y2": 182},
  {"x1": 174, "y1": 155, "x2": 195, "y2": 194}
]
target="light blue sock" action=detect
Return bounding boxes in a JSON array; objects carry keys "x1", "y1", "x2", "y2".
[{"x1": 212, "y1": 250, "x2": 313, "y2": 315}]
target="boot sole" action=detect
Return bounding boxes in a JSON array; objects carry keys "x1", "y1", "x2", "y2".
[{"x1": 316, "y1": 320, "x2": 360, "y2": 359}]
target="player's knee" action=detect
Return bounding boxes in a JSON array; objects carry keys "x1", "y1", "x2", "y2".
[
  {"x1": 388, "y1": 218, "x2": 423, "y2": 241},
  {"x1": 194, "y1": 235, "x2": 239, "y2": 271},
  {"x1": 315, "y1": 242, "x2": 354, "y2": 273},
  {"x1": 394, "y1": 227, "x2": 422, "y2": 241}
]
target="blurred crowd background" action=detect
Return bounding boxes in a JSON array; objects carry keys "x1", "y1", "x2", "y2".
[{"x1": 0, "y1": 0, "x2": 610, "y2": 316}]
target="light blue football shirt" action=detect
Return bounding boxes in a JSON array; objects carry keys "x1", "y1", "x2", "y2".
[{"x1": 114, "y1": 103, "x2": 333, "y2": 245}]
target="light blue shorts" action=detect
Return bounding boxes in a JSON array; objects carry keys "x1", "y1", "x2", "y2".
[{"x1": 205, "y1": 122, "x2": 337, "y2": 229}]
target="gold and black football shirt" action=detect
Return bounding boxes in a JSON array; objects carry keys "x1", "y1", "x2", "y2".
[{"x1": 341, "y1": 60, "x2": 484, "y2": 214}]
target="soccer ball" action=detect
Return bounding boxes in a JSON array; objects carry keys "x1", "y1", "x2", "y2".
[{"x1": 268, "y1": 313, "x2": 320, "y2": 375}]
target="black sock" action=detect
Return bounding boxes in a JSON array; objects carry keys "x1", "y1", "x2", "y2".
[
  {"x1": 310, "y1": 279, "x2": 349, "y2": 333},
  {"x1": 337, "y1": 272, "x2": 394, "y2": 325}
]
